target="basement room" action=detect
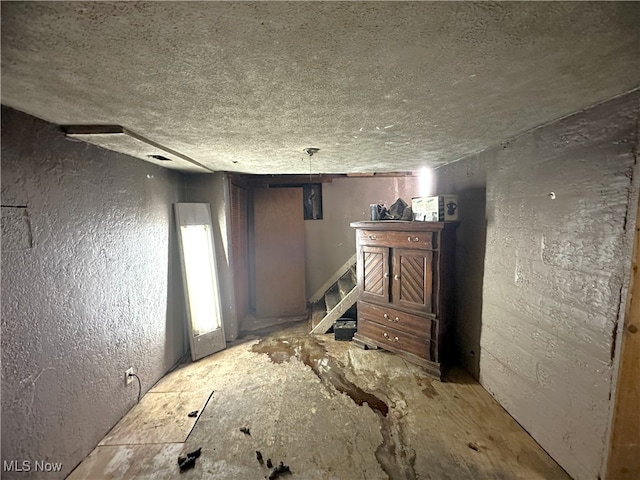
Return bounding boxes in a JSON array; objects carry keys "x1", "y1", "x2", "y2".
[{"x1": 1, "y1": 2, "x2": 638, "y2": 480}]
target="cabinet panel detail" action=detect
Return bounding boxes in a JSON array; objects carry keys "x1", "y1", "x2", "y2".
[
  {"x1": 394, "y1": 249, "x2": 433, "y2": 313},
  {"x1": 364, "y1": 252, "x2": 385, "y2": 294},
  {"x1": 358, "y1": 245, "x2": 389, "y2": 304}
]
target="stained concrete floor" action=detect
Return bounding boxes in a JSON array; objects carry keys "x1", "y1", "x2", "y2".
[{"x1": 68, "y1": 322, "x2": 571, "y2": 479}]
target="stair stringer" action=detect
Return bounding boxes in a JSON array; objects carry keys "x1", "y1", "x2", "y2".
[{"x1": 310, "y1": 287, "x2": 358, "y2": 334}]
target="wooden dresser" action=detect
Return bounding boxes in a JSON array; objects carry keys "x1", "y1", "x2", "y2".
[{"x1": 350, "y1": 221, "x2": 457, "y2": 379}]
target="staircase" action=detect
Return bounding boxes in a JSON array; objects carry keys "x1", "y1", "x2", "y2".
[{"x1": 309, "y1": 255, "x2": 358, "y2": 334}]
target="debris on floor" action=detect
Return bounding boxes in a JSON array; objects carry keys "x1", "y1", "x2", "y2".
[
  {"x1": 266, "y1": 458, "x2": 273, "y2": 468},
  {"x1": 177, "y1": 455, "x2": 196, "y2": 473},
  {"x1": 256, "y1": 450, "x2": 264, "y2": 465},
  {"x1": 187, "y1": 410, "x2": 199, "y2": 418},
  {"x1": 186, "y1": 447, "x2": 202, "y2": 459},
  {"x1": 178, "y1": 447, "x2": 202, "y2": 473},
  {"x1": 240, "y1": 426, "x2": 251, "y2": 435},
  {"x1": 467, "y1": 442, "x2": 480, "y2": 452},
  {"x1": 267, "y1": 461, "x2": 291, "y2": 479}
]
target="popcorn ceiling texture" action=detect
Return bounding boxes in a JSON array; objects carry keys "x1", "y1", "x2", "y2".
[
  {"x1": 1, "y1": 106, "x2": 187, "y2": 479},
  {"x1": 435, "y1": 90, "x2": 640, "y2": 480},
  {"x1": 1, "y1": 2, "x2": 638, "y2": 174}
]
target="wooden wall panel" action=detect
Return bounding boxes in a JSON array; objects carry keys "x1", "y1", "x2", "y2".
[
  {"x1": 230, "y1": 183, "x2": 249, "y2": 325},
  {"x1": 607, "y1": 199, "x2": 640, "y2": 480},
  {"x1": 253, "y1": 188, "x2": 306, "y2": 318}
]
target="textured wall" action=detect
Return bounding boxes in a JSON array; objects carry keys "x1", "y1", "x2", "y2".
[
  {"x1": 436, "y1": 91, "x2": 640, "y2": 480},
  {"x1": 183, "y1": 173, "x2": 239, "y2": 341},
  {"x1": 1, "y1": 107, "x2": 186, "y2": 479},
  {"x1": 305, "y1": 176, "x2": 420, "y2": 298}
]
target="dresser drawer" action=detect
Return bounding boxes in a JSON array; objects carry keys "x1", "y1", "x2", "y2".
[
  {"x1": 358, "y1": 301, "x2": 433, "y2": 340},
  {"x1": 358, "y1": 318, "x2": 432, "y2": 360},
  {"x1": 358, "y1": 230, "x2": 435, "y2": 250}
]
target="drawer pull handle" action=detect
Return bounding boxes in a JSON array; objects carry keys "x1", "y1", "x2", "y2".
[
  {"x1": 407, "y1": 236, "x2": 420, "y2": 242},
  {"x1": 394, "y1": 274, "x2": 400, "y2": 281},
  {"x1": 383, "y1": 332, "x2": 399, "y2": 342},
  {"x1": 383, "y1": 272, "x2": 389, "y2": 279},
  {"x1": 369, "y1": 235, "x2": 378, "y2": 240},
  {"x1": 383, "y1": 313, "x2": 399, "y2": 323}
]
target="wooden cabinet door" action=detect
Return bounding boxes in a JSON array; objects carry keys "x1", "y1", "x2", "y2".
[
  {"x1": 392, "y1": 248, "x2": 434, "y2": 313},
  {"x1": 358, "y1": 245, "x2": 390, "y2": 304}
]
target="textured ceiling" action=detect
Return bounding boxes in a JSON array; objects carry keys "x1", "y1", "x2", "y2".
[{"x1": 2, "y1": 2, "x2": 639, "y2": 174}]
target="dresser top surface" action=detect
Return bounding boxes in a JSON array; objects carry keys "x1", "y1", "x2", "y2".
[{"x1": 350, "y1": 220, "x2": 459, "y2": 232}]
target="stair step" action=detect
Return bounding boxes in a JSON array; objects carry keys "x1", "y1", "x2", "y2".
[
  {"x1": 324, "y1": 284, "x2": 341, "y2": 312},
  {"x1": 337, "y1": 270, "x2": 357, "y2": 298}
]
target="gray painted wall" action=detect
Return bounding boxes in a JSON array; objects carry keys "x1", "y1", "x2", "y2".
[
  {"x1": 305, "y1": 176, "x2": 420, "y2": 298},
  {"x1": 1, "y1": 107, "x2": 187, "y2": 479},
  {"x1": 436, "y1": 91, "x2": 640, "y2": 480},
  {"x1": 183, "y1": 173, "x2": 239, "y2": 341}
]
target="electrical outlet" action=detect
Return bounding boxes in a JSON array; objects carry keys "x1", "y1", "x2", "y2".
[{"x1": 125, "y1": 367, "x2": 134, "y2": 386}]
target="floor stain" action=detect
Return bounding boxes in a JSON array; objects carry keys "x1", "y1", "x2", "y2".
[
  {"x1": 376, "y1": 417, "x2": 417, "y2": 480},
  {"x1": 414, "y1": 374, "x2": 438, "y2": 398},
  {"x1": 252, "y1": 331, "x2": 418, "y2": 479},
  {"x1": 252, "y1": 335, "x2": 388, "y2": 416}
]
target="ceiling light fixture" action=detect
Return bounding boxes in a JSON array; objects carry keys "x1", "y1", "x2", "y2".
[
  {"x1": 418, "y1": 167, "x2": 434, "y2": 197},
  {"x1": 303, "y1": 147, "x2": 320, "y2": 156},
  {"x1": 303, "y1": 147, "x2": 320, "y2": 181}
]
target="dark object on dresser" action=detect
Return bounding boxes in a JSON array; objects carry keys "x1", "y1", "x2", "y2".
[
  {"x1": 386, "y1": 198, "x2": 408, "y2": 219},
  {"x1": 350, "y1": 220, "x2": 458, "y2": 380},
  {"x1": 334, "y1": 319, "x2": 357, "y2": 341}
]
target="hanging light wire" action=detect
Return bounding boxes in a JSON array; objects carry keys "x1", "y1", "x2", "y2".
[{"x1": 303, "y1": 148, "x2": 319, "y2": 182}]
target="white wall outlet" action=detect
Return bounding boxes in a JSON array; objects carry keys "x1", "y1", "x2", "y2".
[{"x1": 125, "y1": 367, "x2": 134, "y2": 386}]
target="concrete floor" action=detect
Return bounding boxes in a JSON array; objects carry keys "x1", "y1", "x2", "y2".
[{"x1": 68, "y1": 322, "x2": 571, "y2": 479}]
